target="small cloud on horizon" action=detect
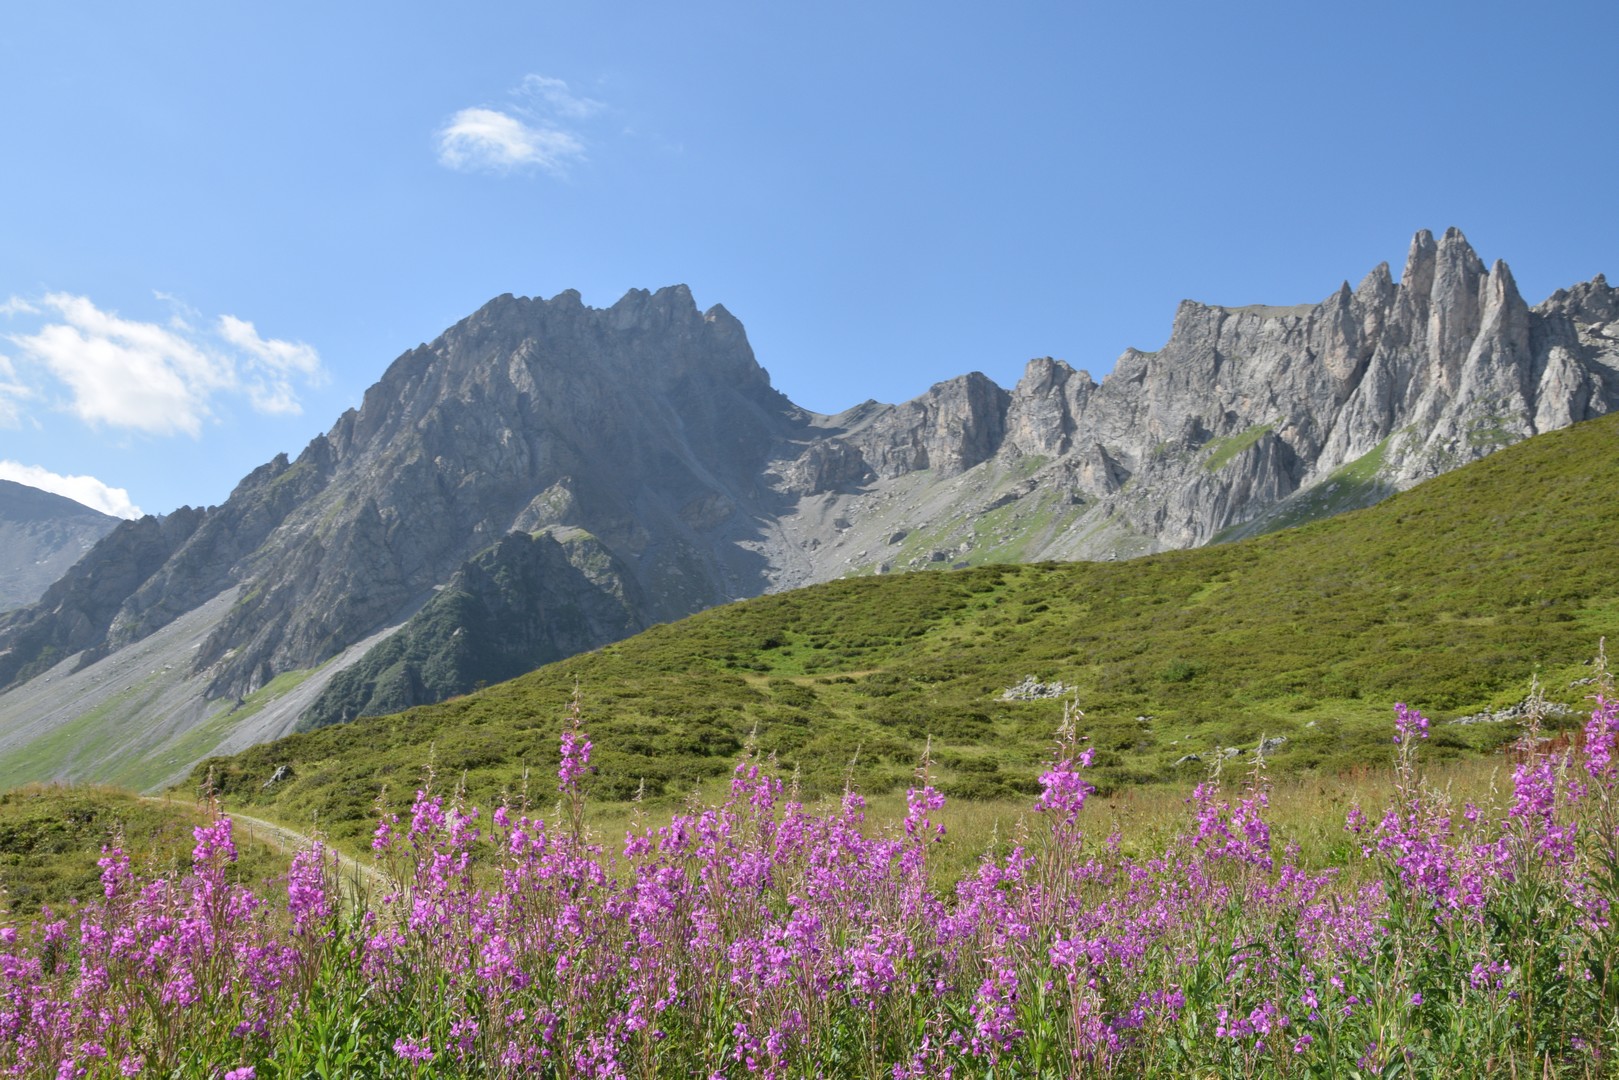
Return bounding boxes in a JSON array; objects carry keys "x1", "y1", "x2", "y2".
[
  {"x1": 0, "y1": 459, "x2": 143, "y2": 518},
  {"x1": 435, "y1": 73, "x2": 604, "y2": 176},
  {"x1": 4, "y1": 293, "x2": 326, "y2": 436}
]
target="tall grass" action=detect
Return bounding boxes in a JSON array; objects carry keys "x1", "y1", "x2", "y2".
[{"x1": 5, "y1": 675, "x2": 1619, "y2": 1077}]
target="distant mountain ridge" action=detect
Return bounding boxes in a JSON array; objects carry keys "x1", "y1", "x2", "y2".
[
  {"x1": 0, "y1": 229, "x2": 1614, "y2": 785},
  {"x1": 0, "y1": 481, "x2": 119, "y2": 614}
]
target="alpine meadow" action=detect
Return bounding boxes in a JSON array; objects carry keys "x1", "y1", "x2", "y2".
[{"x1": 5, "y1": 4, "x2": 1619, "y2": 1073}]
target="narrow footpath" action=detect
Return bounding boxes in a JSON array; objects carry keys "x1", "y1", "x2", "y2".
[{"x1": 145, "y1": 795, "x2": 388, "y2": 912}]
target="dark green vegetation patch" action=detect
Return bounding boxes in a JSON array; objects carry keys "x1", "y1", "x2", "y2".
[{"x1": 195, "y1": 414, "x2": 1619, "y2": 844}]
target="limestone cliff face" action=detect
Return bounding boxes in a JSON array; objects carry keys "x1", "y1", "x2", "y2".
[
  {"x1": 1, "y1": 229, "x2": 1614, "y2": 773},
  {"x1": 775, "y1": 229, "x2": 1617, "y2": 564},
  {"x1": 841, "y1": 373, "x2": 1010, "y2": 479}
]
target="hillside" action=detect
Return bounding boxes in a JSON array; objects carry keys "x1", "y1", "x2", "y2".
[{"x1": 195, "y1": 411, "x2": 1619, "y2": 842}]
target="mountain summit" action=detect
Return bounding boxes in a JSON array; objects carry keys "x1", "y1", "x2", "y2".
[
  {"x1": 1, "y1": 231, "x2": 1614, "y2": 787},
  {"x1": 0, "y1": 481, "x2": 119, "y2": 614}
]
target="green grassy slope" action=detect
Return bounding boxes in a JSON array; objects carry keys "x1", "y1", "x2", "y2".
[
  {"x1": 0, "y1": 785, "x2": 290, "y2": 914},
  {"x1": 194, "y1": 414, "x2": 1619, "y2": 845}
]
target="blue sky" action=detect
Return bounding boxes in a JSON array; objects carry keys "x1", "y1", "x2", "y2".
[{"x1": 2, "y1": 1, "x2": 1615, "y2": 517}]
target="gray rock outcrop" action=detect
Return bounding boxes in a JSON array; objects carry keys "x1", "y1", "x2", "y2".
[
  {"x1": 773, "y1": 228, "x2": 1616, "y2": 564},
  {"x1": 0, "y1": 506, "x2": 204, "y2": 689}
]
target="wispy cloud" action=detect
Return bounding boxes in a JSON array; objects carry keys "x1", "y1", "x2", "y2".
[
  {"x1": 515, "y1": 74, "x2": 605, "y2": 120},
  {"x1": 0, "y1": 354, "x2": 32, "y2": 427},
  {"x1": 0, "y1": 459, "x2": 142, "y2": 518},
  {"x1": 5, "y1": 293, "x2": 326, "y2": 436},
  {"x1": 152, "y1": 289, "x2": 203, "y2": 326},
  {"x1": 0, "y1": 297, "x2": 40, "y2": 317},
  {"x1": 435, "y1": 74, "x2": 604, "y2": 176},
  {"x1": 436, "y1": 107, "x2": 586, "y2": 174},
  {"x1": 217, "y1": 314, "x2": 326, "y2": 415}
]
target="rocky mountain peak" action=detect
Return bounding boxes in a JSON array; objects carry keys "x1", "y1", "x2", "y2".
[
  {"x1": 1357, "y1": 260, "x2": 1394, "y2": 291},
  {"x1": 834, "y1": 371, "x2": 1011, "y2": 480},
  {"x1": 702, "y1": 302, "x2": 748, "y2": 343},
  {"x1": 1, "y1": 287, "x2": 800, "y2": 707},
  {"x1": 1400, "y1": 229, "x2": 1439, "y2": 297},
  {"x1": 773, "y1": 228, "x2": 1616, "y2": 557}
]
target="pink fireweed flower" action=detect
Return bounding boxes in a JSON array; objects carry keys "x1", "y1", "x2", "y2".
[
  {"x1": 1035, "y1": 754, "x2": 1094, "y2": 826},
  {"x1": 393, "y1": 1037, "x2": 436, "y2": 1064},
  {"x1": 1393, "y1": 702, "x2": 1429, "y2": 744},
  {"x1": 1510, "y1": 757, "x2": 1578, "y2": 863},
  {"x1": 1585, "y1": 695, "x2": 1617, "y2": 784},
  {"x1": 1189, "y1": 784, "x2": 1273, "y2": 870},
  {"x1": 191, "y1": 815, "x2": 238, "y2": 865},
  {"x1": 372, "y1": 813, "x2": 397, "y2": 854},
  {"x1": 558, "y1": 719, "x2": 592, "y2": 796},
  {"x1": 97, "y1": 845, "x2": 132, "y2": 900},
  {"x1": 286, "y1": 844, "x2": 333, "y2": 935},
  {"x1": 903, "y1": 784, "x2": 946, "y2": 839},
  {"x1": 408, "y1": 790, "x2": 446, "y2": 838},
  {"x1": 554, "y1": 686, "x2": 596, "y2": 836}
]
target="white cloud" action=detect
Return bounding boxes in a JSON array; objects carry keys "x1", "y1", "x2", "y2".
[
  {"x1": 0, "y1": 297, "x2": 40, "y2": 317},
  {"x1": 436, "y1": 74, "x2": 605, "y2": 176},
  {"x1": 5, "y1": 293, "x2": 327, "y2": 435},
  {"x1": 12, "y1": 294, "x2": 223, "y2": 435},
  {"x1": 217, "y1": 314, "x2": 326, "y2": 415},
  {"x1": 436, "y1": 107, "x2": 586, "y2": 174},
  {"x1": 0, "y1": 460, "x2": 142, "y2": 518}
]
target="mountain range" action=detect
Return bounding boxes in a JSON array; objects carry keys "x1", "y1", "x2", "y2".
[{"x1": 0, "y1": 228, "x2": 1614, "y2": 790}]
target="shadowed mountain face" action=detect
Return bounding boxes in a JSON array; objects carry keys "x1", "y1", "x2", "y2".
[
  {"x1": 182, "y1": 285, "x2": 798, "y2": 702},
  {"x1": 0, "y1": 482, "x2": 120, "y2": 614},
  {"x1": 0, "y1": 286, "x2": 802, "y2": 732},
  {"x1": 1, "y1": 230, "x2": 1616, "y2": 780}
]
